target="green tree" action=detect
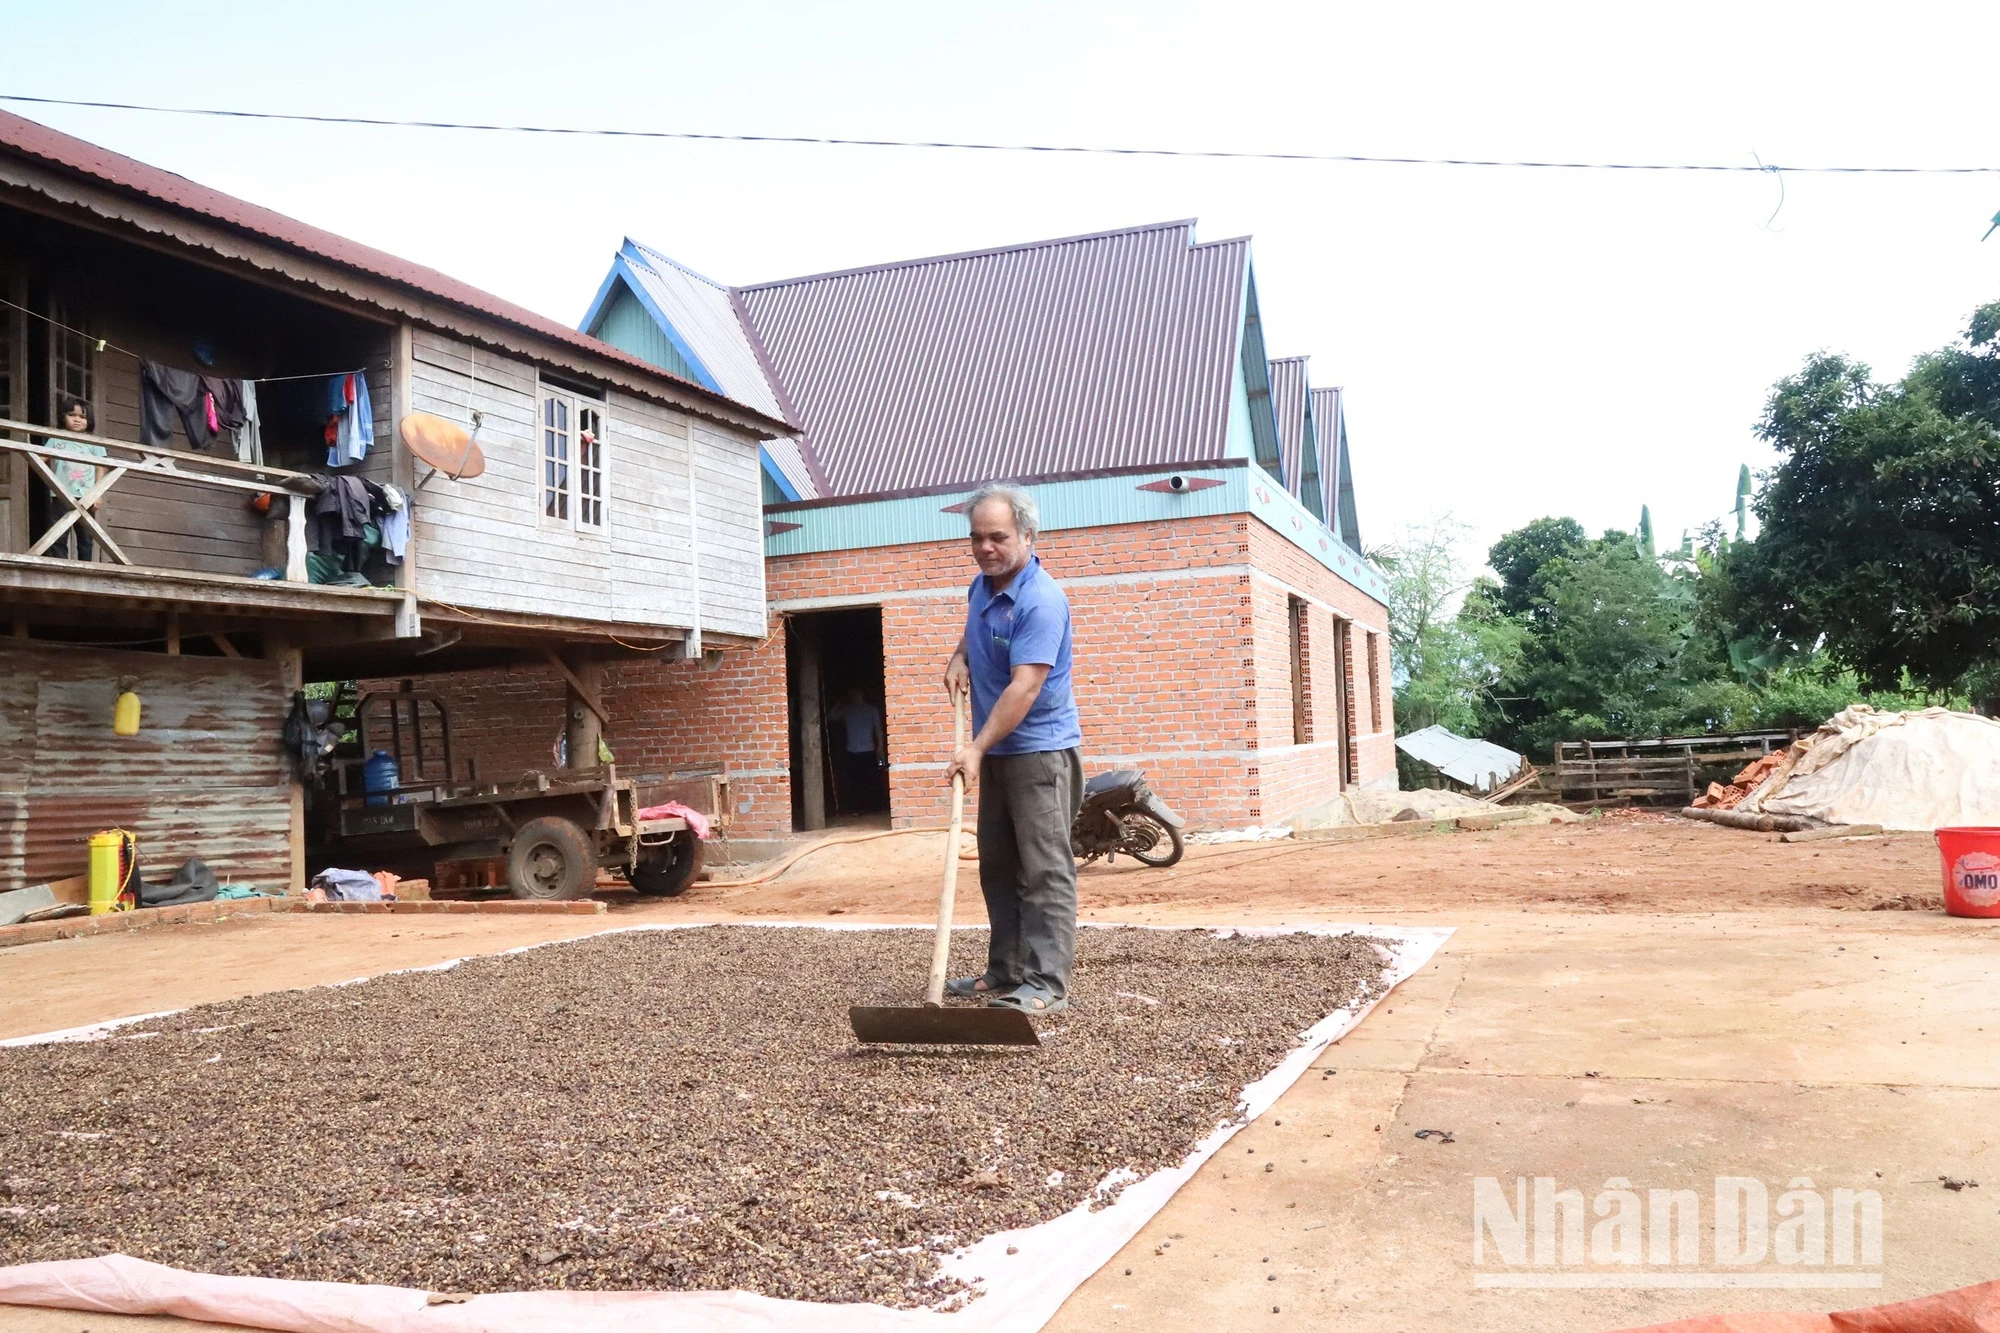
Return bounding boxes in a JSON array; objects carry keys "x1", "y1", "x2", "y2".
[
  {"x1": 1736, "y1": 310, "x2": 2000, "y2": 706},
  {"x1": 1486, "y1": 516, "x2": 1586, "y2": 621},
  {"x1": 1378, "y1": 518, "x2": 1524, "y2": 737},
  {"x1": 1506, "y1": 535, "x2": 1744, "y2": 749}
]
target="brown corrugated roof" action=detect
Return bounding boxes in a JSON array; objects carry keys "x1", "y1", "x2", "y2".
[
  {"x1": 0, "y1": 110, "x2": 780, "y2": 429},
  {"x1": 1269, "y1": 354, "x2": 1309, "y2": 497},
  {"x1": 733, "y1": 220, "x2": 1249, "y2": 498}
]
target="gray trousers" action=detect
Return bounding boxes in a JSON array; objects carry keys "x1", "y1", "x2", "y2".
[{"x1": 975, "y1": 747, "x2": 1083, "y2": 998}]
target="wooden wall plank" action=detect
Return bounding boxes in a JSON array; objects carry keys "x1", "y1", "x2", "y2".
[{"x1": 401, "y1": 337, "x2": 764, "y2": 635}]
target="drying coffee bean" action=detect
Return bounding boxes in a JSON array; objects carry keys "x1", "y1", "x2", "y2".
[{"x1": 0, "y1": 926, "x2": 1385, "y2": 1309}]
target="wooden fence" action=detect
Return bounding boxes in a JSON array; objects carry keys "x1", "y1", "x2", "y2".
[{"x1": 1554, "y1": 732, "x2": 1796, "y2": 805}]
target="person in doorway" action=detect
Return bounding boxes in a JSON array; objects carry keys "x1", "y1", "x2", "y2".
[
  {"x1": 827, "y1": 685, "x2": 885, "y2": 813},
  {"x1": 44, "y1": 397, "x2": 106, "y2": 561},
  {"x1": 942, "y1": 481, "x2": 1083, "y2": 1015}
]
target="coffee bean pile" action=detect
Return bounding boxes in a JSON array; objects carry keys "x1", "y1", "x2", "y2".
[{"x1": 0, "y1": 926, "x2": 1386, "y2": 1308}]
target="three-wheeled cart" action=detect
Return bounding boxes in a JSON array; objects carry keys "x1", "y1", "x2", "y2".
[{"x1": 311, "y1": 684, "x2": 706, "y2": 900}]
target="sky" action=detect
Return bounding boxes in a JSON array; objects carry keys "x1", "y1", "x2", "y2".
[{"x1": 8, "y1": 0, "x2": 2000, "y2": 571}]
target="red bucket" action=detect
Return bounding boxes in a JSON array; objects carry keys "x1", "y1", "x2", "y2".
[{"x1": 1936, "y1": 827, "x2": 2000, "y2": 918}]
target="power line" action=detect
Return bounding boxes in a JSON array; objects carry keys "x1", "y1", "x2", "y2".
[{"x1": 5, "y1": 93, "x2": 1999, "y2": 176}]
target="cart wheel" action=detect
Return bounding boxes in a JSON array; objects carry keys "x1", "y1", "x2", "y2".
[
  {"x1": 507, "y1": 817, "x2": 596, "y2": 901},
  {"x1": 628, "y1": 830, "x2": 703, "y2": 898}
]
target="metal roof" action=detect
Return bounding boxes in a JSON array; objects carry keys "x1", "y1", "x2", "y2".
[
  {"x1": 1269, "y1": 355, "x2": 1308, "y2": 496},
  {"x1": 1395, "y1": 725, "x2": 1523, "y2": 792},
  {"x1": 761, "y1": 436, "x2": 822, "y2": 500},
  {"x1": 0, "y1": 110, "x2": 783, "y2": 431},
  {"x1": 732, "y1": 220, "x2": 1250, "y2": 498},
  {"x1": 1311, "y1": 385, "x2": 1362, "y2": 554},
  {"x1": 595, "y1": 240, "x2": 792, "y2": 424}
]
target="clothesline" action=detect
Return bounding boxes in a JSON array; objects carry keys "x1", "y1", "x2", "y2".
[{"x1": 0, "y1": 297, "x2": 374, "y2": 382}]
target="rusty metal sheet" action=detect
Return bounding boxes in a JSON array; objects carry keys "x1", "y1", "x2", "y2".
[{"x1": 1, "y1": 643, "x2": 291, "y2": 890}]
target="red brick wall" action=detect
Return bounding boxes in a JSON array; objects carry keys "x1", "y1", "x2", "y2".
[
  {"x1": 394, "y1": 623, "x2": 794, "y2": 831},
  {"x1": 426, "y1": 512, "x2": 1393, "y2": 837}
]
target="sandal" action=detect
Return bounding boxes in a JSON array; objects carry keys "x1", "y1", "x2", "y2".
[
  {"x1": 987, "y1": 984, "x2": 1067, "y2": 1014},
  {"x1": 945, "y1": 974, "x2": 1011, "y2": 999}
]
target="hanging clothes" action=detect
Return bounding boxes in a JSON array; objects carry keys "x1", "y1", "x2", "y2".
[
  {"x1": 308, "y1": 474, "x2": 391, "y2": 579},
  {"x1": 140, "y1": 362, "x2": 216, "y2": 449},
  {"x1": 377, "y1": 483, "x2": 409, "y2": 562},
  {"x1": 323, "y1": 372, "x2": 373, "y2": 467},
  {"x1": 198, "y1": 375, "x2": 246, "y2": 443},
  {"x1": 237, "y1": 379, "x2": 263, "y2": 464},
  {"x1": 309, "y1": 473, "x2": 371, "y2": 574}
]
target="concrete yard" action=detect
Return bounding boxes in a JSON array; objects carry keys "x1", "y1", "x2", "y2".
[{"x1": 1, "y1": 814, "x2": 1994, "y2": 1332}]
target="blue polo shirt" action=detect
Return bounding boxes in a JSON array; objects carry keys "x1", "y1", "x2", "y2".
[{"x1": 965, "y1": 556, "x2": 1082, "y2": 756}]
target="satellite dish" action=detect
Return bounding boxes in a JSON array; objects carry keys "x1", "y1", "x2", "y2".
[{"x1": 399, "y1": 412, "x2": 486, "y2": 484}]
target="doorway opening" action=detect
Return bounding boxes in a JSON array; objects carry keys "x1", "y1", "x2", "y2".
[{"x1": 786, "y1": 606, "x2": 889, "y2": 831}]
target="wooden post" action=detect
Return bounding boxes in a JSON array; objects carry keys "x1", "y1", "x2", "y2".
[
  {"x1": 563, "y1": 651, "x2": 603, "y2": 771},
  {"x1": 164, "y1": 611, "x2": 180, "y2": 656},
  {"x1": 924, "y1": 689, "x2": 968, "y2": 1007},
  {"x1": 683, "y1": 421, "x2": 703, "y2": 660},
  {"x1": 794, "y1": 619, "x2": 825, "y2": 831},
  {"x1": 266, "y1": 631, "x2": 307, "y2": 894},
  {"x1": 391, "y1": 324, "x2": 420, "y2": 636}
]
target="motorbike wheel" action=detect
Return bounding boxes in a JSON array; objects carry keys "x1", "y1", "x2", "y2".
[{"x1": 1119, "y1": 812, "x2": 1184, "y2": 868}]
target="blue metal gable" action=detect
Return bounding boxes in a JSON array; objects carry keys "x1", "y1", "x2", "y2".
[
  {"x1": 581, "y1": 252, "x2": 724, "y2": 395},
  {"x1": 581, "y1": 245, "x2": 801, "y2": 503}
]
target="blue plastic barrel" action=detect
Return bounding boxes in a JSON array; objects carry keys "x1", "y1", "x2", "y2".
[{"x1": 363, "y1": 750, "x2": 399, "y2": 807}]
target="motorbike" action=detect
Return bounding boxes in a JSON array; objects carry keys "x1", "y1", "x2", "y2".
[{"x1": 1073, "y1": 768, "x2": 1186, "y2": 868}]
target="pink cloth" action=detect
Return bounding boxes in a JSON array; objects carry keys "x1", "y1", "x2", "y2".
[
  {"x1": 204, "y1": 392, "x2": 219, "y2": 434},
  {"x1": 636, "y1": 800, "x2": 712, "y2": 841}
]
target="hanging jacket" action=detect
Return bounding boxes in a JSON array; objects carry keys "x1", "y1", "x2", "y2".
[{"x1": 324, "y1": 372, "x2": 374, "y2": 466}]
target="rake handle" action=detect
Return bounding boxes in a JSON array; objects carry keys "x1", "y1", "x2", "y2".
[{"x1": 924, "y1": 688, "x2": 968, "y2": 1007}]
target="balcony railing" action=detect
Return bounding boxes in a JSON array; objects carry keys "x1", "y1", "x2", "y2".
[{"x1": 0, "y1": 417, "x2": 317, "y2": 580}]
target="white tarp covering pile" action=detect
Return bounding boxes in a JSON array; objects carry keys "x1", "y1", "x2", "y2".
[
  {"x1": 1394, "y1": 725, "x2": 1523, "y2": 792},
  {"x1": 1740, "y1": 705, "x2": 2000, "y2": 831}
]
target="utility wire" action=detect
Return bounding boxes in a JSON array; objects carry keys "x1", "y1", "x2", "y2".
[
  {"x1": 0, "y1": 297, "x2": 365, "y2": 382},
  {"x1": 5, "y1": 93, "x2": 1998, "y2": 175}
]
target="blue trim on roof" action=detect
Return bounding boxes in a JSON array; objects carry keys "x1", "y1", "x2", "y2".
[
  {"x1": 760, "y1": 446, "x2": 801, "y2": 502},
  {"x1": 579, "y1": 246, "x2": 726, "y2": 396},
  {"x1": 578, "y1": 265, "x2": 625, "y2": 342}
]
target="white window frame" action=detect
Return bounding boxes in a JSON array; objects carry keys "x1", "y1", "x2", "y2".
[
  {"x1": 47, "y1": 300, "x2": 97, "y2": 423},
  {"x1": 537, "y1": 382, "x2": 609, "y2": 533},
  {"x1": 574, "y1": 401, "x2": 605, "y2": 532}
]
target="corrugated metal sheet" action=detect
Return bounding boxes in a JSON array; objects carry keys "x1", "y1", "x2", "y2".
[
  {"x1": 762, "y1": 436, "x2": 820, "y2": 500},
  {"x1": 1269, "y1": 356, "x2": 1308, "y2": 496},
  {"x1": 0, "y1": 643, "x2": 292, "y2": 890},
  {"x1": 0, "y1": 111, "x2": 786, "y2": 433},
  {"x1": 618, "y1": 241, "x2": 792, "y2": 424},
  {"x1": 1311, "y1": 386, "x2": 1362, "y2": 554},
  {"x1": 1396, "y1": 725, "x2": 1523, "y2": 792},
  {"x1": 765, "y1": 468, "x2": 1250, "y2": 558},
  {"x1": 592, "y1": 279, "x2": 707, "y2": 388},
  {"x1": 1243, "y1": 467, "x2": 1389, "y2": 603},
  {"x1": 735, "y1": 220, "x2": 1249, "y2": 498}
]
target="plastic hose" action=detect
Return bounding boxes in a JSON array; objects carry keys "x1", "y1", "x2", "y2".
[{"x1": 702, "y1": 826, "x2": 953, "y2": 888}]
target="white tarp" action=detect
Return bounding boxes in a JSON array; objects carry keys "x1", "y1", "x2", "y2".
[
  {"x1": 0, "y1": 921, "x2": 1452, "y2": 1333},
  {"x1": 1741, "y1": 705, "x2": 2000, "y2": 831}
]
